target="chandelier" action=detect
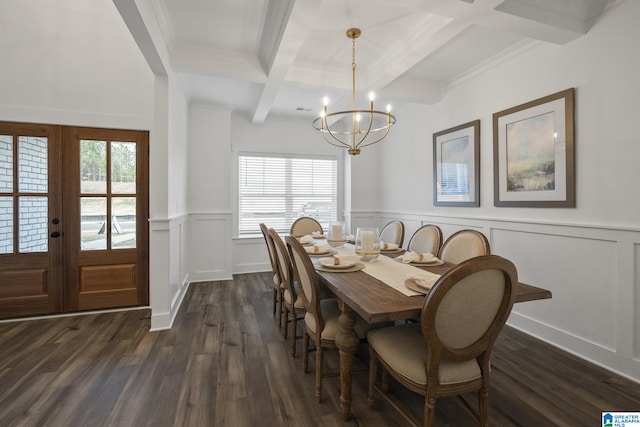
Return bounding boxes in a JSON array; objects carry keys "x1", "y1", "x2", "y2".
[{"x1": 312, "y1": 28, "x2": 396, "y2": 155}]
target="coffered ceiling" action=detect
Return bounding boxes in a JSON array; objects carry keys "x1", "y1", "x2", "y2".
[{"x1": 119, "y1": 0, "x2": 614, "y2": 123}]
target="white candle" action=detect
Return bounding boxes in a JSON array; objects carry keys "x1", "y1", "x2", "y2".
[
  {"x1": 331, "y1": 223, "x2": 342, "y2": 240},
  {"x1": 361, "y1": 230, "x2": 374, "y2": 252}
]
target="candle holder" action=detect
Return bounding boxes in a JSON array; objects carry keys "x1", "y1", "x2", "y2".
[
  {"x1": 327, "y1": 221, "x2": 346, "y2": 248},
  {"x1": 355, "y1": 227, "x2": 380, "y2": 261}
]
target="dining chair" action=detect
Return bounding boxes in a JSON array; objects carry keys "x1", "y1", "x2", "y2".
[
  {"x1": 260, "y1": 223, "x2": 284, "y2": 325},
  {"x1": 367, "y1": 255, "x2": 518, "y2": 427},
  {"x1": 438, "y1": 229, "x2": 490, "y2": 264},
  {"x1": 379, "y1": 220, "x2": 405, "y2": 247},
  {"x1": 286, "y1": 235, "x2": 370, "y2": 402},
  {"x1": 269, "y1": 228, "x2": 305, "y2": 357},
  {"x1": 290, "y1": 216, "x2": 323, "y2": 237},
  {"x1": 407, "y1": 224, "x2": 443, "y2": 255}
]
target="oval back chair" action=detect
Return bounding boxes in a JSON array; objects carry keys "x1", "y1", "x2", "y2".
[
  {"x1": 290, "y1": 216, "x2": 323, "y2": 237},
  {"x1": 368, "y1": 255, "x2": 518, "y2": 427},
  {"x1": 379, "y1": 220, "x2": 405, "y2": 247},
  {"x1": 260, "y1": 223, "x2": 283, "y2": 323},
  {"x1": 407, "y1": 224, "x2": 443, "y2": 255},
  {"x1": 438, "y1": 229, "x2": 490, "y2": 264}
]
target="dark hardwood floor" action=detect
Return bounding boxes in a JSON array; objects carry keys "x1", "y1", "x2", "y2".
[{"x1": 1, "y1": 272, "x2": 638, "y2": 426}]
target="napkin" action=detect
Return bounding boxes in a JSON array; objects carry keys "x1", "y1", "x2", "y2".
[
  {"x1": 304, "y1": 244, "x2": 330, "y2": 254},
  {"x1": 312, "y1": 230, "x2": 323, "y2": 238},
  {"x1": 346, "y1": 234, "x2": 356, "y2": 243},
  {"x1": 397, "y1": 251, "x2": 438, "y2": 264},
  {"x1": 406, "y1": 274, "x2": 439, "y2": 291},
  {"x1": 380, "y1": 241, "x2": 399, "y2": 250},
  {"x1": 298, "y1": 235, "x2": 314, "y2": 244}
]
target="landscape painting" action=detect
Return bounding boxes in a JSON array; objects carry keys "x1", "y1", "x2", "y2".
[
  {"x1": 505, "y1": 111, "x2": 555, "y2": 192},
  {"x1": 492, "y1": 88, "x2": 575, "y2": 207}
]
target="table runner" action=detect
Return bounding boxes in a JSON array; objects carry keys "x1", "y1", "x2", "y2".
[{"x1": 332, "y1": 246, "x2": 440, "y2": 297}]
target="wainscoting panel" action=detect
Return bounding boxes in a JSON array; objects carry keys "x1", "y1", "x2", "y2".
[
  {"x1": 188, "y1": 213, "x2": 233, "y2": 282},
  {"x1": 491, "y1": 228, "x2": 617, "y2": 350}
]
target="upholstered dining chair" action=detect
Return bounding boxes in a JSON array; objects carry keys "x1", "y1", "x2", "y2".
[
  {"x1": 269, "y1": 228, "x2": 305, "y2": 357},
  {"x1": 367, "y1": 255, "x2": 518, "y2": 427},
  {"x1": 290, "y1": 216, "x2": 323, "y2": 237},
  {"x1": 380, "y1": 220, "x2": 405, "y2": 247},
  {"x1": 438, "y1": 229, "x2": 490, "y2": 264},
  {"x1": 407, "y1": 224, "x2": 443, "y2": 255},
  {"x1": 260, "y1": 223, "x2": 283, "y2": 325},
  {"x1": 286, "y1": 235, "x2": 370, "y2": 402}
]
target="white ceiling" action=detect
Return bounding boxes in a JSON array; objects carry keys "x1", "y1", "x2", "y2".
[{"x1": 124, "y1": 0, "x2": 614, "y2": 123}]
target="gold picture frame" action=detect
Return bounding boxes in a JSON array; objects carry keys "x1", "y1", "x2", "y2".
[{"x1": 493, "y1": 88, "x2": 575, "y2": 207}]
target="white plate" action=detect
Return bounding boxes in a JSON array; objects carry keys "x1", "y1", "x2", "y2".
[
  {"x1": 317, "y1": 257, "x2": 358, "y2": 269},
  {"x1": 381, "y1": 248, "x2": 403, "y2": 253},
  {"x1": 305, "y1": 248, "x2": 332, "y2": 256},
  {"x1": 410, "y1": 259, "x2": 444, "y2": 266}
]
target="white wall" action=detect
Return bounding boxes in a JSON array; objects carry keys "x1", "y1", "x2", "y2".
[
  {"x1": 0, "y1": 0, "x2": 153, "y2": 128},
  {"x1": 373, "y1": 0, "x2": 640, "y2": 381}
]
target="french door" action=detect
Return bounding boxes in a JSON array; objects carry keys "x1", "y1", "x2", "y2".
[{"x1": 0, "y1": 122, "x2": 148, "y2": 319}]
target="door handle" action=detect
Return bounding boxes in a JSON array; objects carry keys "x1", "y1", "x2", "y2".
[{"x1": 50, "y1": 231, "x2": 60, "y2": 238}]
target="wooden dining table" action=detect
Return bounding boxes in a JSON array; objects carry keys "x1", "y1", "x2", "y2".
[{"x1": 314, "y1": 251, "x2": 552, "y2": 421}]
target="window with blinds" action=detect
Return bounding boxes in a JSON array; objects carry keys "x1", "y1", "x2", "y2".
[{"x1": 238, "y1": 154, "x2": 338, "y2": 235}]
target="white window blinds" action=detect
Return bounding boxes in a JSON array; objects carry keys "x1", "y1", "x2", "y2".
[{"x1": 238, "y1": 154, "x2": 338, "y2": 235}]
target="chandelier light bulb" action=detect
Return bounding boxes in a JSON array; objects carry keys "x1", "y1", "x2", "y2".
[
  {"x1": 323, "y1": 96, "x2": 329, "y2": 106},
  {"x1": 369, "y1": 92, "x2": 375, "y2": 102},
  {"x1": 386, "y1": 104, "x2": 391, "y2": 113},
  {"x1": 355, "y1": 114, "x2": 361, "y2": 122}
]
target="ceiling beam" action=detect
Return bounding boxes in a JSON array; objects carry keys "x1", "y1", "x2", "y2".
[
  {"x1": 251, "y1": 0, "x2": 326, "y2": 124},
  {"x1": 113, "y1": 0, "x2": 167, "y2": 75}
]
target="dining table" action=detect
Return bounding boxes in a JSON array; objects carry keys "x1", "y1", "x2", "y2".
[{"x1": 311, "y1": 244, "x2": 553, "y2": 421}]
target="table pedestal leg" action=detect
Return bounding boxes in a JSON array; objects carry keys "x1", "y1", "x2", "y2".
[{"x1": 335, "y1": 300, "x2": 360, "y2": 421}]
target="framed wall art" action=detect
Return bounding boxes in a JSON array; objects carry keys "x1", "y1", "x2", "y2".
[
  {"x1": 493, "y1": 88, "x2": 575, "y2": 207},
  {"x1": 433, "y1": 119, "x2": 480, "y2": 207}
]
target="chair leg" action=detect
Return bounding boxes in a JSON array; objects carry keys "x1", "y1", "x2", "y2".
[
  {"x1": 381, "y1": 369, "x2": 389, "y2": 394},
  {"x1": 290, "y1": 313, "x2": 297, "y2": 357},
  {"x1": 272, "y1": 288, "x2": 277, "y2": 316},
  {"x1": 424, "y1": 396, "x2": 436, "y2": 427},
  {"x1": 478, "y1": 388, "x2": 489, "y2": 427},
  {"x1": 282, "y1": 306, "x2": 289, "y2": 338},
  {"x1": 303, "y1": 332, "x2": 309, "y2": 372},
  {"x1": 276, "y1": 289, "x2": 284, "y2": 327},
  {"x1": 368, "y1": 348, "x2": 378, "y2": 406},
  {"x1": 315, "y1": 346, "x2": 324, "y2": 402}
]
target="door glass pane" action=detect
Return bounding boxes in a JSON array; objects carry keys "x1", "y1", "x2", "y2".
[
  {"x1": 80, "y1": 140, "x2": 107, "y2": 194},
  {"x1": 0, "y1": 135, "x2": 13, "y2": 192},
  {"x1": 81, "y1": 197, "x2": 106, "y2": 250},
  {"x1": 112, "y1": 197, "x2": 136, "y2": 249},
  {"x1": 18, "y1": 136, "x2": 47, "y2": 193},
  {"x1": 111, "y1": 142, "x2": 136, "y2": 194},
  {"x1": 0, "y1": 197, "x2": 13, "y2": 254},
  {"x1": 18, "y1": 196, "x2": 48, "y2": 253}
]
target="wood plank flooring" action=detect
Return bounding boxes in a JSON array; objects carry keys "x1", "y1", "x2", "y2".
[{"x1": 1, "y1": 272, "x2": 639, "y2": 426}]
